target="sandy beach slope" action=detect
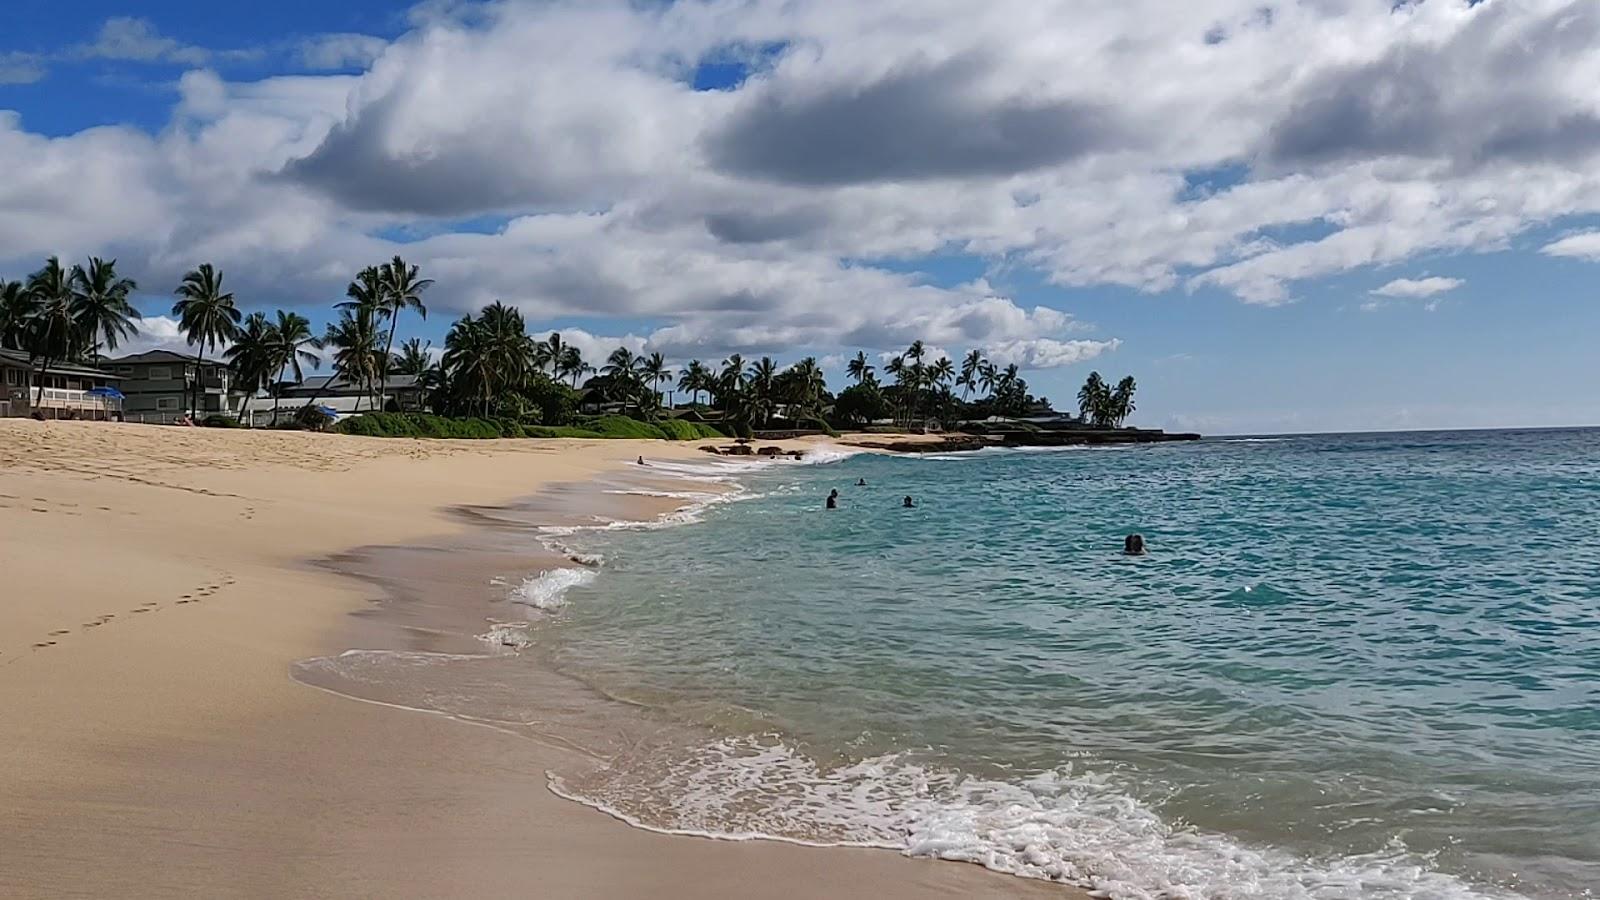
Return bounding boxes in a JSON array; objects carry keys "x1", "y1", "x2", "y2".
[{"x1": 0, "y1": 420, "x2": 1072, "y2": 899}]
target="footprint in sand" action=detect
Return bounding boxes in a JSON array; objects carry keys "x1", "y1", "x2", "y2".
[
  {"x1": 49, "y1": 630, "x2": 69, "y2": 636},
  {"x1": 33, "y1": 642, "x2": 55, "y2": 648}
]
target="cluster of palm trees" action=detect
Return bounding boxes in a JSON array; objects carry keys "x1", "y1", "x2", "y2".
[
  {"x1": 1077, "y1": 372, "x2": 1138, "y2": 427},
  {"x1": 0, "y1": 256, "x2": 142, "y2": 404},
  {"x1": 5, "y1": 253, "x2": 1116, "y2": 434},
  {"x1": 671, "y1": 354, "x2": 828, "y2": 428},
  {"x1": 830, "y1": 342, "x2": 1033, "y2": 426},
  {"x1": 188, "y1": 256, "x2": 431, "y2": 420}
]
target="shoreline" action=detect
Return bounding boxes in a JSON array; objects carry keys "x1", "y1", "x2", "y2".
[{"x1": 0, "y1": 421, "x2": 1070, "y2": 899}]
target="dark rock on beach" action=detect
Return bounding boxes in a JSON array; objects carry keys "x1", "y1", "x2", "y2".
[{"x1": 847, "y1": 427, "x2": 1200, "y2": 455}]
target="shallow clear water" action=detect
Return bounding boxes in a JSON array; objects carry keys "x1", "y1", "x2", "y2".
[{"x1": 543, "y1": 430, "x2": 1600, "y2": 899}]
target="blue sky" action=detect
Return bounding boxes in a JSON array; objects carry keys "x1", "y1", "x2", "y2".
[{"x1": 3, "y1": 0, "x2": 1599, "y2": 434}]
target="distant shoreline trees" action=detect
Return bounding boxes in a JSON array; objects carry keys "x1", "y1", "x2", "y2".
[
  {"x1": 3, "y1": 254, "x2": 1141, "y2": 433},
  {"x1": 1077, "y1": 371, "x2": 1137, "y2": 427}
]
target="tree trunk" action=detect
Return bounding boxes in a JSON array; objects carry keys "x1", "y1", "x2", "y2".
[
  {"x1": 381, "y1": 316, "x2": 398, "y2": 416},
  {"x1": 272, "y1": 363, "x2": 285, "y2": 425},
  {"x1": 34, "y1": 356, "x2": 51, "y2": 407},
  {"x1": 192, "y1": 346, "x2": 207, "y2": 419}
]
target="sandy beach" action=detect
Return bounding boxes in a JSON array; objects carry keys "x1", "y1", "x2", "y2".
[{"x1": 0, "y1": 420, "x2": 1069, "y2": 899}]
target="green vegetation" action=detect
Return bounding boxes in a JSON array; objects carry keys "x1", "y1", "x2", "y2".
[
  {"x1": 1, "y1": 255, "x2": 141, "y2": 406},
  {"x1": 336, "y1": 411, "x2": 725, "y2": 441},
  {"x1": 3, "y1": 251, "x2": 1143, "y2": 440},
  {"x1": 1076, "y1": 372, "x2": 1138, "y2": 427}
]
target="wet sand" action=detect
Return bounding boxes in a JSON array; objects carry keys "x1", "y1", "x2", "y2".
[{"x1": 0, "y1": 420, "x2": 1071, "y2": 899}]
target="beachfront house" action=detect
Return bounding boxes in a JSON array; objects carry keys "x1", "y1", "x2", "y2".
[
  {"x1": 105, "y1": 349, "x2": 246, "y2": 424},
  {"x1": 0, "y1": 348, "x2": 125, "y2": 420},
  {"x1": 268, "y1": 373, "x2": 428, "y2": 421}
]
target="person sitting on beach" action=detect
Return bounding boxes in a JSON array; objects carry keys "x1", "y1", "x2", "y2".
[
  {"x1": 637, "y1": 456, "x2": 646, "y2": 466},
  {"x1": 902, "y1": 495, "x2": 916, "y2": 508},
  {"x1": 1124, "y1": 534, "x2": 1147, "y2": 556},
  {"x1": 826, "y1": 489, "x2": 839, "y2": 510}
]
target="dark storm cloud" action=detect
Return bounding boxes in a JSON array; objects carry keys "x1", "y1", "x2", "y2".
[
  {"x1": 1264, "y1": 2, "x2": 1600, "y2": 169},
  {"x1": 704, "y1": 206, "x2": 829, "y2": 244},
  {"x1": 705, "y1": 54, "x2": 1126, "y2": 186},
  {"x1": 278, "y1": 92, "x2": 578, "y2": 217}
]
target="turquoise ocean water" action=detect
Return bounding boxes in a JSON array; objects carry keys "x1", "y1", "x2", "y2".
[{"x1": 539, "y1": 430, "x2": 1598, "y2": 899}]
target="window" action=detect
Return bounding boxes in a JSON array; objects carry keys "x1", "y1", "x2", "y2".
[
  {"x1": 149, "y1": 366, "x2": 171, "y2": 380},
  {"x1": 4, "y1": 369, "x2": 21, "y2": 386},
  {"x1": 115, "y1": 366, "x2": 133, "y2": 375},
  {"x1": 156, "y1": 397, "x2": 179, "y2": 411}
]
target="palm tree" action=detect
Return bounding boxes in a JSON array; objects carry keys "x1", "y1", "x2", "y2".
[
  {"x1": 480, "y1": 301, "x2": 536, "y2": 403},
  {"x1": 978, "y1": 361, "x2": 999, "y2": 400},
  {"x1": 603, "y1": 347, "x2": 641, "y2": 382},
  {"x1": 375, "y1": 256, "x2": 432, "y2": 410},
  {"x1": 746, "y1": 356, "x2": 779, "y2": 426},
  {"x1": 717, "y1": 353, "x2": 746, "y2": 408},
  {"x1": 24, "y1": 257, "x2": 78, "y2": 406},
  {"x1": 439, "y1": 303, "x2": 535, "y2": 416},
  {"x1": 906, "y1": 340, "x2": 926, "y2": 365},
  {"x1": 846, "y1": 350, "x2": 874, "y2": 385},
  {"x1": 172, "y1": 263, "x2": 242, "y2": 418},
  {"x1": 678, "y1": 359, "x2": 710, "y2": 406},
  {"x1": 557, "y1": 345, "x2": 591, "y2": 388},
  {"x1": 640, "y1": 351, "x2": 672, "y2": 407},
  {"x1": 1111, "y1": 375, "x2": 1137, "y2": 427},
  {"x1": 70, "y1": 257, "x2": 140, "y2": 364},
  {"x1": 270, "y1": 311, "x2": 321, "y2": 423},
  {"x1": 535, "y1": 332, "x2": 565, "y2": 375},
  {"x1": 1078, "y1": 371, "x2": 1110, "y2": 426},
  {"x1": 0, "y1": 279, "x2": 37, "y2": 352},
  {"x1": 223, "y1": 312, "x2": 277, "y2": 425},
  {"x1": 783, "y1": 356, "x2": 828, "y2": 418},
  {"x1": 442, "y1": 315, "x2": 494, "y2": 416},
  {"x1": 323, "y1": 304, "x2": 383, "y2": 413},
  {"x1": 394, "y1": 337, "x2": 432, "y2": 377},
  {"x1": 958, "y1": 349, "x2": 985, "y2": 401},
  {"x1": 930, "y1": 356, "x2": 955, "y2": 390}
]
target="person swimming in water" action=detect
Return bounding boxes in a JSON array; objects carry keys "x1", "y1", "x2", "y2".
[
  {"x1": 826, "y1": 489, "x2": 839, "y2": 510},
  {"x1": 1123, "y1": 534, "x2": 1146, "y2": 555},
  {"x1": 902, "y1": 495, "x2": 916, "y2": 508},
  {"x1": 857, "y1": 478, "x2": 867, "y2": 486}
]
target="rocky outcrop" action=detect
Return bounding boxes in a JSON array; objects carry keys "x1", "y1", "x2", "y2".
[{"x1": 846, "y1": 428, "x2": 1200, "y2": 455}]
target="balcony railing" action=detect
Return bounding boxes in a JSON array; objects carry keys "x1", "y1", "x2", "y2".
[{"x1": 35, "y1": 387, "x2": 122, "y2": 413}]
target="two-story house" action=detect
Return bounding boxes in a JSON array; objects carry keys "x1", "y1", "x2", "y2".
[
  {"x1": 105, "y1": 349, "x2": 246, "y2": 423},
  {"x1": 0, "y1": 348, "x2": 124, "y2": 419}
]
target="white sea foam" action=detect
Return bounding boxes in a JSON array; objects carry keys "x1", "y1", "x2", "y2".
[
  {"x1": 796, "y1": 444, "x2": 865, "y2": 465},
  {"x1": 550, "y1": 737, "x2": 1521, "y2": 900},
  {"x1": 510, "y1": 567, "x2": 597, "y2": 611},
  {"x1": 477, "y1": 621, "x2": 534, "y2": 649}
]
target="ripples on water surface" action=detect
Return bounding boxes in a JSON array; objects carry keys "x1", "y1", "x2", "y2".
[{"x1": 543, "y1": 429, "x2": 1599, "y2": 899}]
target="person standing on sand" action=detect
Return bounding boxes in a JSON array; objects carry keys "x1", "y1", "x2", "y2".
[{"x1": 826, "y1": 489, "x2": 839, "y2": 510}]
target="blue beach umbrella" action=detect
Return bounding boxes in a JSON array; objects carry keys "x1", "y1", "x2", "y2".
[
  {"x1": 315, "y1": 405, "x2": 339, "y2": 418},
  {"x1": 86, "y1": 386, "x2": 125, "y2": 400}
]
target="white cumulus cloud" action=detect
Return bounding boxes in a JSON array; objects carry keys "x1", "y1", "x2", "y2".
[
  {"x1": 1371, "y1": 277, "x2": 1465, "y2": 298},
  {"x1": 1540, "y1": 230, "x2": 1600, "y2": 261}
]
